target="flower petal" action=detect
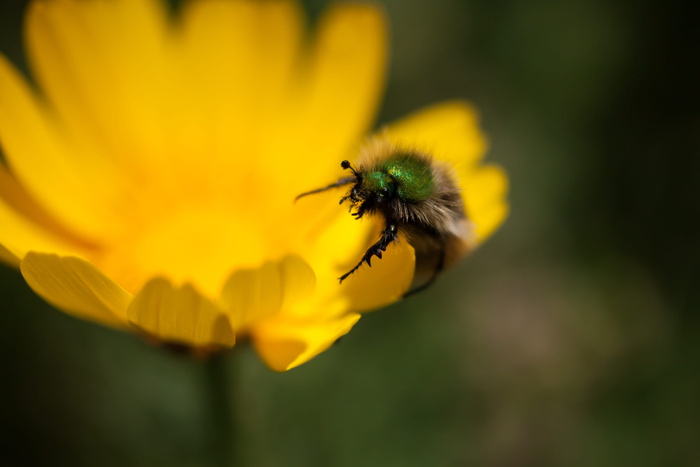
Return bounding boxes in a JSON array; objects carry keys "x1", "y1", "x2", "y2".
[
  {"x1": 0, "y1": 54, "x2": 117, "y2": 239},
  {"x1": 463, "y1": 164, "x2": 510, "y2": 241},
  {"x1": 0, "y1": 197, "x2": 78, "y2": 266},
  {"x1": 0, "y1": 163, "x2": 97, "y2": 251},
  {"x1": 271, "y1": 3, "x2": 388, "y2": 190},
  {"x1": 303, "y1": 3, "x2": 387, "y2": 148},
  {"x1": 25, "y1": 0, "x2": 174, "y2": 169},
  {"x1": 0, "y1": 164, "x2": 61, "y2": 239},
  {"x1": 20, "y1": 253, "x2": 131, "y2": 328},
  {"x1": 177, "y1": 0, "x2": 303, "y2": 139},
  {"x1": 170, "y1": 0, "x2": 307, "y2": 208},
  {"x1": 127, "y1": 278, "x2": 235, "y2": 348},
  {"x1": 384, "y1": 100, "x2": 488, "y2": 173},
  {"x1": 252, "y1": 312, "x2": 360, "y2": 371},
  {"x1": 0, "y1": 162, "x2": 87, "y2": 265},
  {"x1": 220, "y1": 255, "x2": 316, "y2": 330}
]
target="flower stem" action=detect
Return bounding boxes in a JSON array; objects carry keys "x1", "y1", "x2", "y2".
[{"x1": 205, "y1": 352, "x2": 236, "y2": 467}]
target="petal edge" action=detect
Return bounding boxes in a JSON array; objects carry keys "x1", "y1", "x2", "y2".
[
  {"x1": 252, "y1": 312, "x2": 361, "y2": 371},
  {"x1": 128, "y1": 278, "x2": 235, "y2": 348},
  {"x1": 20, "y1": 253, "x2": 131, "y2": 328}
]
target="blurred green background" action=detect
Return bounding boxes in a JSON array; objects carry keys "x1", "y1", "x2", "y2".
[{"x1": 1, "y1": 0, "x2": 698, "y2": 466}]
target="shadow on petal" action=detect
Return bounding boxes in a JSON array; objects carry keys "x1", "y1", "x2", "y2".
[
  {"x1": 128, "y1": 278, "x2": 235, "y2": 348},
  {"x1": 220, "y1": 255, "x2": 316, "y2": 330}
]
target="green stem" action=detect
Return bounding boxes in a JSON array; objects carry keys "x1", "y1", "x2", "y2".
[{"x1": 205, "y1": 352, "x2": 236, "y2": 467}]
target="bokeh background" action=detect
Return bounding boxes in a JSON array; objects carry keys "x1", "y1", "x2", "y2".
[{"x1": 1, "y1": 0, "x2": 698, "y2": 466}]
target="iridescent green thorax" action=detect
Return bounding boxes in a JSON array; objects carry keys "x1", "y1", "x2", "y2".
[
  {"x1": 370, "y1": 152, "x2": 435, "y2": 202},
  {"x1": 364, "y1": 171, "x2": 396, "y2": 197}
]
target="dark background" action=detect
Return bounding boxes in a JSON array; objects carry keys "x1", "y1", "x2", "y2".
[{"x1": 1, "y1": 0, "x2": 699, "y2": 465}]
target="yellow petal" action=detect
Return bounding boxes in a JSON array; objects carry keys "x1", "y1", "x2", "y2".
[
  {"x1": 0, "y1": 163, "x2": 87, "y2": 264},
  {"x1": 0, "y1": 164, "x2": 61, "y2": 238},
  {"x1": 384, "y1": 100, "x2": 488, "y2": 172},
  {"x1": 0, "y1": 197, "x2": 79, "y2": 266},
  {"x1": 20, "y1": 253, "x2": 131, "y2": 328},
  {"x1": 303, "y1": 3, "x2": 387, "y2": 144},
  {"x1": 0, "y1": 163, "x2": 96, "y2": 250},
  {"x1": 177, "y1": 0, "x2": 303, "y2": 138},
  {"x1": 463, "y1": 164, "x2": 510, "y2": 241},
  {"x1": 272, "y1": 3, "x2": 387, "y2": 188},
  {"x1": 25, "y1": 0, "x2": 174, "y2": 169},
  {"x1": 127, "y1": 278, "x2": 235, "y2": 348},
  {"x1": 169, "y1": 0, "x2": 306, "y2": 208},
  {"x1": 103, "y1": 204, "x2": 270, "y2": 297},
  {"x1": 220, "y1": 255, "x2": 316, "y2": 330},
  {"x1": 0, "y1": 54, "x2": 116, "y2": 239},
  {"x1": 252, "y1": 312, "x2": 360, "y2": 371}
]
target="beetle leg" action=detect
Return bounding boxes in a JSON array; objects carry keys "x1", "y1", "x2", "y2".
[{"x1": 339, "y1": 221, "x2": 399, "y2": 283}]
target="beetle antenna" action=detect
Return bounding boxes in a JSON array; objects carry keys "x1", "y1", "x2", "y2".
[
  {"x1": 295, "y1": 177, "x2": 355, "y2": 202},
  {"x1": 341, "y1": 160, "x2": 361, "y2": 178}
]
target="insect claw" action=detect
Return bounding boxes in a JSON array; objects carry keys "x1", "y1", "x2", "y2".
[{"x1": 338, "y1": 270, "x2": 354, "y2": 283}]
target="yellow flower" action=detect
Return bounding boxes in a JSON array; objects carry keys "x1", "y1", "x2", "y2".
[{"x1": 0, "y1": 0, "x2": 508, "y2": 370}]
